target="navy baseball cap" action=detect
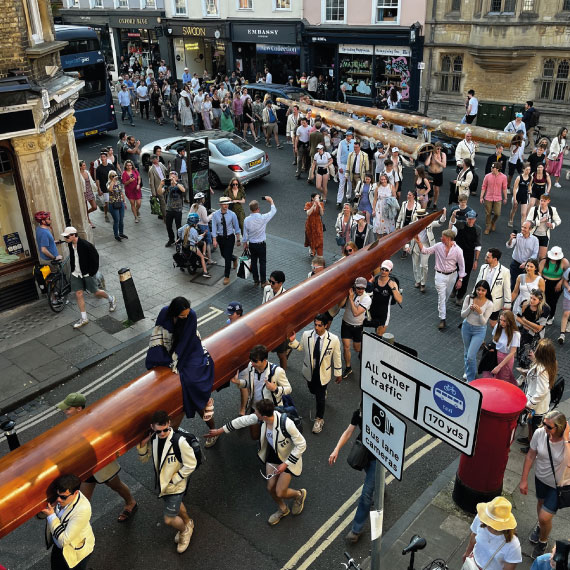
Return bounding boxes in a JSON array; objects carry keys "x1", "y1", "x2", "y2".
[{"x1": 226, "y1": 301, "x2": 243, "y2": 315}]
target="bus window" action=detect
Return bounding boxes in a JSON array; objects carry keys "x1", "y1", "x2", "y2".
[{"x1": 72, "y1": 63, "x2": 107, "y2": 99}]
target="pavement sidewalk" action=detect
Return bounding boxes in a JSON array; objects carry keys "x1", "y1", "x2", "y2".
[{"x1": 367, "y1": 398, "x2": 570, "y2": 570}]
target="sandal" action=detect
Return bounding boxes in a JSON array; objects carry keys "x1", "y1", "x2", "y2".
[
  {"x1": 118, "y1": 502, "x2": 138, "y2": 523},
  {"x1": 203, "y1": 398, "x2": 215, "y2": 422}
]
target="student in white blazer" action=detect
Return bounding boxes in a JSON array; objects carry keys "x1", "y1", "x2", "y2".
[
  {"x1": 43, "y1": 474, "x2": 95, "y2": 570},
  {"x1": 206, "y1": 399, "x2": 307, "y2": 526},
  {"x1": 476, "y1": 247, "x2": 512, "y2": 328},
  {"x1": 138, "y1": 410, "x2": 197, "y2": 553},
  {"x1": 231, "y1": 344, "x2": 292, "y2": 439},
  {"x1": 288, "y1": 313, "x2": 342, "y2": 434}
]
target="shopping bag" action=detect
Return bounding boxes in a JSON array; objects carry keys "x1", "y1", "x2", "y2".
[
  {"x1": 95, "y1": 194, "x2": 105, "y2": 212},
  {"x1": 150, "y1": 196, "x2": 161, "y2": 215},
  {"x1": 237, "y1": 251, "x2": 251, "y2": 280}
]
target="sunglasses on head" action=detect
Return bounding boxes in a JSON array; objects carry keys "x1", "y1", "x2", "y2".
[{"x1": 154, "y1": 427, "x2": 170, "y2": 434}]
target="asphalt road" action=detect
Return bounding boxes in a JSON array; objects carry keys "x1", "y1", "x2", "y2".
[{"x1": 2, "y1": 114, "x2": 570, "y2": 569}]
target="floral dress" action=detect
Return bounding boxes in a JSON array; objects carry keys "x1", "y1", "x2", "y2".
[{"x1": 373, "y1": 184, "x2": 396, "y2": 235}]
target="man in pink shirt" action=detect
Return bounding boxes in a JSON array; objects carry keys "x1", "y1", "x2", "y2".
[
  {"x1": 416, "y1": 229, "x2": 466, "y2": 330},
  {"x1": 480, "y1": 162, "x2": 508, "y2": 235}
]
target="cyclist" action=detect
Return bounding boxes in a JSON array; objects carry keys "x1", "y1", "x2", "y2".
[
  {"x1": 60, "y1": 226, "x2": 116, "y2": 329},
  {"x1": 34, "y1": 211, "x2": 62, "y2": 264}
]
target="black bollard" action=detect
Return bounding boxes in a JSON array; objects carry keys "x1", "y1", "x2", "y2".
[
  {"x1": 118, "y1": 268, "x2": 144, "y2": 323},
  {"x1": 0, "y1": 417, "x2": 20, "y2": 451}
]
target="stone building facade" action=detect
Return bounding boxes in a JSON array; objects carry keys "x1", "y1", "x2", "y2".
[
  {"x1": 0, "y1": 0, "x2": 85, "y2": 310},
  {"x1": 422, "y1": 0, "x2": 570, "y2": 134}
]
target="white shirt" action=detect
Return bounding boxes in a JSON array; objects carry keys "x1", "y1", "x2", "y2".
[
  {"x1": 492, "y1": 326, "x2": 520, "y2": 353},
  {"x1": 314, "y1": 152, "x2": 331, "y2": 167},
  {"x1": 531, "y1": 428, "x2": 570, "y2": 487},
  {"x1": 191, "y1": 77, "x2": 200, "y2": 93},
  {"x1": 266, "y1": 425, "x2": 275, "y2": 449},
  {"x1": 136, "y1": 85, "x2": 148, "y2": 101},
  {"x1": 342, "y1": 293, "x2": 371, "y2": 326},
  {"x1": 71, "y1": 244, "x2": 82, "y2": 278},
  {"x1": 469, "y1": 515, "x2": 522, "y2": 570},
  {"x1": 484, "y1": 264, "x2": 499, "y2": 289},
  {"x1": 467, "y1": 96, "x2": 478, "y2": 116},
  {"x1": 266, "y1": 72, "x2": 273, "y2": 84}
]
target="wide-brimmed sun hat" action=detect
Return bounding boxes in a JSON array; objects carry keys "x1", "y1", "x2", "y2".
[
  {"x1": 476, "y1": 497, "x2": 517, "y2": 531},
  {"x1": 547, "y1": 246, "x2": 564, "y2": 261}
]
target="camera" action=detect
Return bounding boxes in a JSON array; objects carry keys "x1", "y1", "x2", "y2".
[{"x1": 372, "y1": 403, "x2": 394, "y2": 435}]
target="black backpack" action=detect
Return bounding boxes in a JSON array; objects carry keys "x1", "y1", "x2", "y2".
[
  {"x1": 120, "y1": 142, "x2": 129, "y2": 163},
  {"x1": 279, "y1": 410, "x2": 303, "y2": 439},
  {"x1": 168, "y1": 427, "x2": 203, "y2": 469},
  {"x1": 529, "y1": 108, "x2": 540, "y2": 128}
]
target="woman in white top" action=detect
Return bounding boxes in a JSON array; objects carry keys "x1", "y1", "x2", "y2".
[
  {"x1": 546, "y1": 127, "x2": 568, "y2": 188},
  {"x1": 491, "y1": 310, "x2": 520, "y2": 384},
  {"x1": 461, "y1": 280, "x2": 495, "y2": 383},
  {"x1": 511, "y1": 258, "x2": 545, "y2": 316},
  {"x1": 79, "y1": 160, "x2": 98, "y2": 228},
  {"x1": 519, "y1": 410, "x2": 570, "y2": 559},
  {"x1": 372, "y1": 173, "x2": 397, "y2": 238},
  {"x1": 518, "y1": 338, "x2": 558, "y2": 452},
  {"x1": 178, "y1": 92, "x2": 194, "y2": 134},
  {"x1": 201, "y1": 94, "x2": 212, "y2": 130},
  {"x1": 462, "y1": 496, "x2": 521, "y2": 570},
  {"x1": 374, "y1": 143, "x2": 387, "y2": 182},
  {"x1": 312, "y1": 144, "x2": 333, "y2": 203},
  {"x1": 507, "y1": 136, "x2": 525, "y2": 190}
]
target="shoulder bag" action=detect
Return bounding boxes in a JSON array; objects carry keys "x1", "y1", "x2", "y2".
[
  {"x1": 346, "y1": 438, "x2": 371, "y2": 471},
  {"x1": 461, "y1": 539, "x2": 505, "y2": 570},
  {"x1": 546, "y1": 438, "x2": 570, "y2": 509},
  {"x1": 478, "y1": 341, "x2": 498, "y2": 374}
]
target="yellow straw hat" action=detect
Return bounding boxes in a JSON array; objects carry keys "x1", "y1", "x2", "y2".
[{"x1": 476, "y1": 497, "x2": 517, "y2": 531}]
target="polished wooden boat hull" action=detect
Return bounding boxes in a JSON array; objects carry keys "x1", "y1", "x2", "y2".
[
  {"x1": 0, "y1": 212, "x2": 442, "y2": 537},
  {"x1": 309, "y1": 99, "x2": 520, "y2": 148},
  {"x1": 276, "y1": 97, "x2": 433, "y2": 158}
]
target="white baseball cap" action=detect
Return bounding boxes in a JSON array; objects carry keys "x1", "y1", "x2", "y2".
[
  {"x1": 391, "y1": 147, "x2": 400, "y2": 153},
  {"x1": 61, "y1": 226, "x2": 78, "y2": 237}
]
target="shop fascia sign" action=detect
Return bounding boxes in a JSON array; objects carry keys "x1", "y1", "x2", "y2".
[
  {"x1": 181, "y1": 26, "x2": 207, "y2": 36},
  {"x1": 118, "y1": 17, "x2": 151, "y2": 26},
  {"x1": 339, "y1": 44, "x2": 374, "y2": 55},
  {"x1": 375, "y1": 46, "x2": 411, "y2": 57}
]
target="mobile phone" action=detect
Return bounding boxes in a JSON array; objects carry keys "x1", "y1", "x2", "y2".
[{"x1": 261, "y1": 196, "x2": 267, "y2": 201}]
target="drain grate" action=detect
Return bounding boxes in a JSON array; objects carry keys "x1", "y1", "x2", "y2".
[{"x1": 95, "y1": 315, "x2": 125, "y2": 334}]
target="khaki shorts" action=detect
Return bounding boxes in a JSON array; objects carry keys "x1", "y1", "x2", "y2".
[
  {"x1": 71, "y1": 274, "x2": 99, "y2": 294},
  {"x1": 265, "y1": 123, "x2": 278, "y2": 136}
]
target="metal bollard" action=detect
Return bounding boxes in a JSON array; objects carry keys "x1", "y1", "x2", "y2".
[
  {"x1": 118, "y1": 268, "x2": 144, "y2": 323},
  {"x1": 0, "y1": 417, "x2": 20, "y2": 452}
]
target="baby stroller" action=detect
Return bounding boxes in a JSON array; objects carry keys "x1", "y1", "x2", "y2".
[{"x1": 172, "y1": 215, "x2": 203, "y2": 275}]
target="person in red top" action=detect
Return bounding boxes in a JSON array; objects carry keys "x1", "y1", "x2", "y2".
[
  {"x1": 480, "y1": 161, "x2": 508, "y2": 235},
  {"x1": 121, "y1": 159, "x2": 142, "y2": 223}
]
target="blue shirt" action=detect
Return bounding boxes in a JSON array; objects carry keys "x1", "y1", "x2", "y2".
[
  {"x1": 182, "y1": 72, "x2": 191, "y2": 84},
  {"x1": 211, "y1": 209, "x2": 241, "y2": 238},
  {"x1": 243, "y1": 204, "x2": 277, "y2": 243},
  {"x1": 338, "y1": 139, "x2": 355, "y2": 167},
  {"x1": 36, "y1": 226, "x2": 58, "y2": 263},
  {"x1": 118, "y1": 89, "x2": 131, "y2": 106}
]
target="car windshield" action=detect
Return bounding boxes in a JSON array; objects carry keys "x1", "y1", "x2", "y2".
[
  {"x1": 285, "y1": 90, "x2": 313, "y2": 102},
  {"x1": 215, "y1": 136, "x2": 251, "y2": 157}
]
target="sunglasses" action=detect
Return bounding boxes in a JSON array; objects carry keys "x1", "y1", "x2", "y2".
[
  {"x1": 269, "y1": 279, "x2": 278, "y2": 285},
  {"x1": 154, "y1": 427, "x2": 170, "y2": 434},
  {"x1": 544, "y1": 424, "x2": 555, "y2": 431},
  {"x1": 260, "y1": 468, "x2": 280, "y2": 480},
  {"x1": 345, "y1": 249, "x2": 353, "y2": 253},
  {"x1": 231, "y1": 183, "x2": 239, "y2": 186},
  {"x1": 380, "y1": 268, "x2": 390, "y2": 272},
  {"x1": 56, "y1": 492, "x2": 73, "y2": 500},
  {"x1": 355, "y1": 287, "x2": 365, "y2": 291}
]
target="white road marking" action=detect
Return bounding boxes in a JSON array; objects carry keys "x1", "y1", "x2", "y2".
[
  {"x1": 282, "y1": 435, "x2": 439, "y2": 570},
  {"x1": 0, "y1": 308, "x2": 223, "y2": 442}
]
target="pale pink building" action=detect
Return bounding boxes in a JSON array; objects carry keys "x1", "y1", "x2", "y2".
[{"x1": 303, "y1": 0, "x2": 426, "y2": 107}]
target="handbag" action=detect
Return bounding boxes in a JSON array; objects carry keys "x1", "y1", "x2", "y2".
[
  {"x1": 236, "y1": 249, "x2": 251, "y2": 280},
  {"x1": 336, "y1": 236, "x2": 346, "y2": 247},
  {"x1": 478, "y1": 341, "x2": 498, "y2": 374},
  {"x1": 346, "y1": 439, "x2": 370, "y2": 471},
  {"x1": 149, "y1": 196, "x2": 161, "y2": 216},
  {"x1": 112, "y1": 201, "x2": 122, "y2": 210},
  {"x1": 546, "y1": 438, "x2": 570, "y2": 509}
]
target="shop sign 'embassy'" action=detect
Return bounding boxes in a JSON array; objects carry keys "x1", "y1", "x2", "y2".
[{"x1": 248, "y1": 28, "x2": 279, "y2": 36}]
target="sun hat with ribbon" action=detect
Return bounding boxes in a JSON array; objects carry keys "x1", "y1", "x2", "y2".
[{"x1": 476, "y1": 497, "x2": 517, "y2": 531}]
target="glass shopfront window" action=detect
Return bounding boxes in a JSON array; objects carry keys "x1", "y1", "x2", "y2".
[
  {"x1": 174, "y1": 36, "x2": 226, "y2": 80},
  {"x1": 119, "y1": 28, "x2": 161, "y2": 69},
  {"x1": 0, "y1": 149, "x2": 32, "y2": 269},
  {"x1": 374, "y1": 47, "x2": 411, "y2": 101},
  {"x1": 339, "y1": 44, "x2": 373, "y2": 98}
]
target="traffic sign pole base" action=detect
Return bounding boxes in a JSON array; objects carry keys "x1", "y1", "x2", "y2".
[{"x1": 452, "y1": 473, "x2": 502, "y2": 514}]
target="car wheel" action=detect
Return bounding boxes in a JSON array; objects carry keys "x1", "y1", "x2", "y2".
[{"x1": 209, "y1": 170, "x2": 221, "y2": 189}]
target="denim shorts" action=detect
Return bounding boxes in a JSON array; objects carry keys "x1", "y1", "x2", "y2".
[
  {"x1": 535, "y1": 476, "x2": 559, "y2": 514},
  {"x1": 162, "y1": 492, "x2": 184, "y2": 517}
]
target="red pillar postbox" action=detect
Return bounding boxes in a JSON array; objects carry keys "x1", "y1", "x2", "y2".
[{"x1": 452, "y1": 378, "x2": 527, "y2": 513}]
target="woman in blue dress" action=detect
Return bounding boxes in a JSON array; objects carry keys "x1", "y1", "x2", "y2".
[{"x1": 355, "y1": 172, "x2": 374, "y2": 224}]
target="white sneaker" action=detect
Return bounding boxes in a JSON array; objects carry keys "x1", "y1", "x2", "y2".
[
  {"x1": 109, "y1": 295, "x2": 117, "y2": 312},
  {"x1": 73, "y1": 318, "x2": 89, "y2": 329},
  {"x1": 312, "y1": 418, "x2": 324, "y2": 434},
  {"x1": 554, "y1": 182, "x2": 562, "y2": 188},
  {"x1": 176, "y1": 519, "x2": 194, "y2": 553},
  {"x1": 546, "y1": 317, "x2": 554, "y2": 326}
]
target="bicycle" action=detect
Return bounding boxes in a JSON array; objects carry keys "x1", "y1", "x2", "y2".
[
  {"x1": 402, "y1": 535, "x2": 449, "y2": 570},
  {"x1": 45, "y1": 257, "x2": 71, "y2": 313},
  {"x1": 533, "y1": 124, "x2": 551, "y2": 149}
]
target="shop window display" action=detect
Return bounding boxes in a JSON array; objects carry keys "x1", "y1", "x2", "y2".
[
  {"x1": 339, "y1": 51, "x2": 373, "y2": 97},
  {"x1": 374, "y1": 54, "x2": 410, "y2": 100},
  {"x1": 0, "y1": 150, "x2": 32, "y2": 267}
]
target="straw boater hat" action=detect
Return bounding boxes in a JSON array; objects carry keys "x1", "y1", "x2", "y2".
[
  {"x1": 476, "y1": 497, "x2": 517, "y2": 531},
  {"x1": 219, "y1": 196, "x2": 232, "y2": 204},
  {"x1": 415, "y1": 209, "x2": 427, "y2": 218}
]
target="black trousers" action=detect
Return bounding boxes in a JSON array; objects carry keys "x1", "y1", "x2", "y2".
[
  {"x1": 308, "y1": 373, "x2": 327, "y2": 418},
  {"x1": 165, "y1": 210, "x2": 182, "y2": 243},
  {"x1": 217, "y1": 234, "x2": 236, "y2": 277},
  {"x1": 139, "y1": 100, "x2": 149, "y2": 119},
  {"x1": 545, "y1": 278, "x2": 563, "y2": 319},
  {"x1": 249, "y1": 241, "x2": 267, "y2": 283},
  {"x1": 455, "y1": 254, "x2": 474, "y2": 300},
  {"x1": 51, "y1": 546, "x2": 91, "y2": 570}
]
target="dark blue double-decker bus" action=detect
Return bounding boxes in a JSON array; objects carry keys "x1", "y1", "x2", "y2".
[{"x1": 55, "y1": 25, "x2": 117, "y2": 139}]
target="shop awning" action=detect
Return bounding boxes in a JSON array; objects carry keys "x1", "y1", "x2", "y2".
[{"x1": 42, "y1": 73, "x2": 85, "y2": 104}]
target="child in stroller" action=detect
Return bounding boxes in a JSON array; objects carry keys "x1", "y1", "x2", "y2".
[{"x1": 174, "y1": 213, "x2": 211, "y2": 278}]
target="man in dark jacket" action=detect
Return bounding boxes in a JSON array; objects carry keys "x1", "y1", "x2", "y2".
[
  {"x1": 61, "y1": 226, "x2": 116, "y2": 329},
  {"x1": 484, "y1": 143, "x2": 508, "y2": 175}
]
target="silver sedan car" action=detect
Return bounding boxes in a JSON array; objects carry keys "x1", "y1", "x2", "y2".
[{"x1": 140, "y1": 130, "x2": 271, "y2": 188}]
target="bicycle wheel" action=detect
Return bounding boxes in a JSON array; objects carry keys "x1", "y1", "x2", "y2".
[{"x1": 46, "y1": 275, "x2": 67, "y2": 313}]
